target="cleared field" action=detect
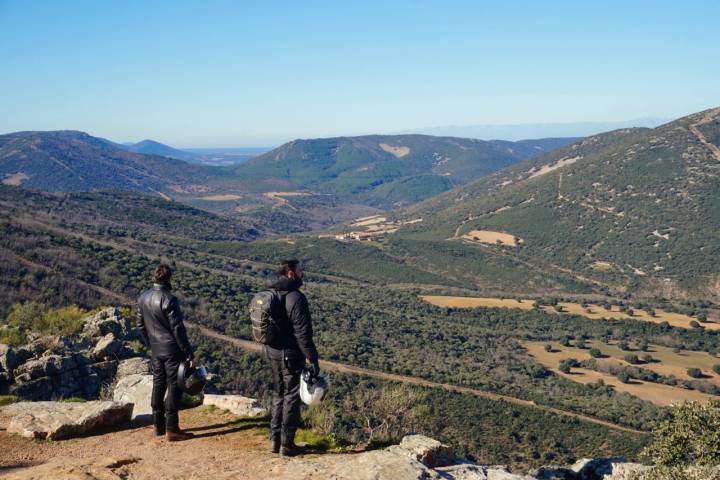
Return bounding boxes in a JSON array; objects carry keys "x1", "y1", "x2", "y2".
[
  {"x1": 592, "y1": 261, "x2": 613, "y2": 271},
  {"x1": 461, "y1": 230, "x2": 523, "y2": 246},
  {"x1": 379, "y1": 143, "x2": 410, "y2": 158},
  {"x1": 2, "y1": 172, "x2": 29, "y2": 186},
  {"x1": 419, "y1": 295, "x2": 716, "y2": 331},
  {"x1": 524, "y1": 341, "x2": 717, "y2": 406},
  {"x1": 528, "y1": 156, "x2": 581, "y2": 179},
  {"x1": 351, "y1": 216, "x2": 387, "y2": 227},
  {"x1": 198, "y1": 194, "x2": 243, "y2": 201}
]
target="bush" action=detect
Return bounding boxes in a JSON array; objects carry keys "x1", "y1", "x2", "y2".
[
  {"x1": 634, "y1": 401, "x2": 720, "y2": 479},
  {"x1": 544, "y1": 343, "x2": 553, "y2": 352},
  {"x1": 618, "y1": 371, "x2": 631, "y2": 384},
  {"x1": 624, "y1": 354, "x2": 640, "y2": 365},
  {"x1": 687, "y1": 368, "x2": 703, "y2": 379},
  {"x1": 618, "y1": 341, "x2": 630, "y2": 351},
  {"x1": 589, "y1": 348, "x2": 602, "y2": 358},
  {"x1": 713, "y1": 364, "x2": 720, "y2": 376}
]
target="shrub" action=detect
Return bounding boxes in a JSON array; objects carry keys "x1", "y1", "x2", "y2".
[
  {"x1": 633, "y1": 401, "x2": 720, "y2": 479},
  {"x1": 544, "y1": 343, "x2": 553, "y2": 352},
  {"x1": 617, "y1": 371, "x2": 631, "y2": 384},
  {"x1": 624, "y1": 354, "x2": 640, "y2": 365},
  {"x1": 687, "y1": 368, "x2": 703, "y2": 379},
  {"x1": 589, "y1": 348, "x2": 602, "y2": 358},
  {"x1": 713, "y1": 364, "x2": 720, "y2": 375},
  {"x1": 618, "y1": 341, "x2": 630, "y2": 351},
  {"x1": 689, "y1": 320, "x2": 702, "y2": 329}
]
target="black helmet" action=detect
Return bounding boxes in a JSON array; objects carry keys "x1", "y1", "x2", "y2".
[
  {"x1": 300, "y1": 367, "x2": 329, "y2": 406},
  {"x1": 177, "y1": 361, "x2": 208, "y2": 395}
]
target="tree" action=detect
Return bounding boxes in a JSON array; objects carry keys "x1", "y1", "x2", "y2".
[
  {"x1": 624, "y1": 354, "x2": 640, "y2": 365},
  {"x1": 637, "y1": 401, "x2": 720, "y2": 479}
]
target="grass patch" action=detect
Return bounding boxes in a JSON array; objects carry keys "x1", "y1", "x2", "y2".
[
  {"x1": 295, "y1": 428, "x2": 350, "y2": 452},
  {"x1": 60, "y1": 397, "x2": 87, "y2": 403},
  {"x1": 0, "y1": 395, "x2": 17, "y2": 406}
]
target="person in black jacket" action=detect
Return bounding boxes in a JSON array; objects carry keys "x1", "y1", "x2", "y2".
[
  {"x1": 137, "y1": 264, "x2": 195, "y2": 442},
  {"x1": 264, "y1": 259, "x2": 320, "y2": 456}
]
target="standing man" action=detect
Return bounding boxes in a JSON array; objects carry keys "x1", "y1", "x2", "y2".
[
  {"x1": 264, "y1": 259, "x2": 320, "y2": 456},
  {"x1": 137, "y1": 264, "x2": 195, "y2": 441}
]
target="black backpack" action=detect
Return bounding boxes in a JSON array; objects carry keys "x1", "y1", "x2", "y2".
[{"x1": 249, "y1": 289, "x2": 286, "y2": 344}]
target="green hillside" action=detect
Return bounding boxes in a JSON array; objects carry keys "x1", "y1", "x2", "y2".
[
  {"x1": 395, "y1": 107, "x2": 720, "y2": 301},
  {"x1": 230, "y1": 135, "x2": 577, "y2": 208}
]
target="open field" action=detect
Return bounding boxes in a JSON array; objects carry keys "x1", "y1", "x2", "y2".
[
  {"x1": 198, "y1": 194, "x2": 243, "y2": 201},
  {"x1": 351, "y1": 215, "x2": 387, "y2": 227},
  {"x1": 419, "y1": 295, "x2": 717, "y2": 330},
  {"x1": 379, "y1": 143, "x2": 410, "y2": 157},
  {"x1": 527, "y1": 155, "x2": 581, "y2": 179},
  {"x1": 524, "y1": 341, "x2": 717, "y2": 406},
  {"x1": 461, "y1": 230, "x2": 523, "y2": 246}
]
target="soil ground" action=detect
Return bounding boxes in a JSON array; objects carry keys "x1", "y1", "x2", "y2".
[
  {"x1": 0, "y1": 407, "x2": 339, "y2": 479},
  {"x1": 524, "y1": 341, "x2": 718, "y2": 406}
]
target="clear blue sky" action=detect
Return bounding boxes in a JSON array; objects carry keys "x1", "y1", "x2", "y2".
[{"x1": 1, "y1": 0, "x2": 718, "y2": 147}]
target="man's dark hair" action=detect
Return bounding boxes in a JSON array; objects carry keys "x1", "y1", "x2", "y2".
[
  {"x1": 154, "y1": 264, "x2": 172, "y2": 284},
  {"x1": 281, "y1": 259, "x2": 299, "y2": 275}
]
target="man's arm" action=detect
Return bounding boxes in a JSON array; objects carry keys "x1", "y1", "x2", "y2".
[
  {"x1": 136, "y1": 300, "x2": 150, "y2": 347},
  {"x1": 165, "y1": 296, "x2": 194, "y2": 360},
  {"x1": 289, "y1": 293, "x2": 319, "y2": 362}
]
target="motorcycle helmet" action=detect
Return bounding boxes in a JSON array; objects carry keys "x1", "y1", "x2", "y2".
[
  {"x1": 300, "y1": 367, "x2": 328, "y2": 406},
  {"x1": 177, "y1": 361, "x2": 208, "y2": 395}
]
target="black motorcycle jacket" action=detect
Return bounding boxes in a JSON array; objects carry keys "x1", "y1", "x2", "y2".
[
  {"x1": 265, "y1": 273, "x2": 319, "y2": 362},
  {"x1": 137, "y1": 283, "x2": 194, "y2": 359}
]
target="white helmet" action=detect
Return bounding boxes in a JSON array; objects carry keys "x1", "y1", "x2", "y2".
[{"x1": 300, "y1": 368, "x2": 329, "y2": 406}]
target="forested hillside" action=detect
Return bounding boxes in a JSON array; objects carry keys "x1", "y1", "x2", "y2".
[
  {"x1": 231, "y1": 135, "x2": 577, "y2": 207},
  {"x1": 396, "y1": 107, "x2": 720, "y2": 301}
]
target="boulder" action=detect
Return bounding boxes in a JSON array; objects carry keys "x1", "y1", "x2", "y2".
[
  {"x1": 93, "y1": 333, "x2": 122, "y2": 359},
  {"x1": 14, "y1": 354, "x2": 64, "y2": 382},
  {"x1": 571, "y1": 458, "x2": 652, "y2": 480},
  {"x1": 10, "y1": 376, "x2": 53, "y2": 401},
  {"x1": 82, "y1": 307, "x2": 130, "y2": 339},
  {"x1": 202, "y1": 394, "x2": 267, "y2": 417},
  {"x1": 0, "y1": 344, "x2": 18, "y2": 372},
  {"x1": 390, "y1": 434, "x2": 457, "y2": 468},
  {"x1": 116, "y1": 357, "x2": 151, "y2": 379},
  {"x1": 532, "y1": 466, "x2": 577, "y2": 479},
  {"x1": 113, "y1": 374, "x2": 154, "y2": 422},
  {"x1": 0, "y1": 400, "x2": 132, "y2": 440}
]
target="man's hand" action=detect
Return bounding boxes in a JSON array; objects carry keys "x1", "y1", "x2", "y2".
[
  {"x1": 308, "y1": 359, "x2": 320, "y2": 378},
  {"x1": 187, "y1": 358, "x2": 194, "y2": 369}
]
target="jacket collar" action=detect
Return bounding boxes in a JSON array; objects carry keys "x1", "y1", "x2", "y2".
[{"x1": 153, "y1": 282, "x2": 172, "y2": 290}]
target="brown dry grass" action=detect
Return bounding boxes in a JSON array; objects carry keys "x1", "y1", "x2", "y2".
[
  {"x1": 524, "y1": 341, "x2": 717, "y2": 406},
  {"x1": 461, "y1": 230, "x2": 523, "y2": 246},
  {"x1": 379, "y1": 143, "x2": 410, "y2": 158},
  {"x1": 419, "y1": 296, "x2": 716, "y2": 331},
  {"x1": 198, "y1": 194, "x2": 243, "y2": 201}
]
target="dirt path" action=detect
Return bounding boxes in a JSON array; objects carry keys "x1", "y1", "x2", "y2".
[
  {"x1": 0, "y1": 407, "x2": 295, "y2": 479},
  {"x1": 189, "y1": 324, "x2": 645, "y2": 435},
  {"x1": 688, "y1": 110, "x2": 720, "y2": 162}
]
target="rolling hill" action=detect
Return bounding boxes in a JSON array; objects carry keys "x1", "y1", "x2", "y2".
[
  {"x1": 0, "y1": 130, "x2": 213, "y2": 194},
  {"x1": 230, "y1": 135, "x2": 577, "y2": 207},
  {"x1": 394, "y1": 106, "x2": 720, "y2": 301},
  {"x1": 121, "y1": 138, "x2": 200, "y2": 162}
]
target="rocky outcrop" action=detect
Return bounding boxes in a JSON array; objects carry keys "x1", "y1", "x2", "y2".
[
  {"x1": 113, "y1": 374, "x2": 154, "y2": 422},
  {"x1": 3, "y1": 307, "x2": 145, "y2": 401},
  {"x1": 0, "y1": 400, "x2": 133, "y2": 440},
  {"x1": 202, "y1": 394, "x2": 267, "y2": 417}
]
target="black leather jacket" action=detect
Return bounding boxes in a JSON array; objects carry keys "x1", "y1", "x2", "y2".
[
  {"x1": 265, "y1": 273, "x2": 319, "y2": 362},
  {"x1": 137, "y1": 283, "x2": 194, "y2": 359}
]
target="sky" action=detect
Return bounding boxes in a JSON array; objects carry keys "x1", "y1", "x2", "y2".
[{"x1": 1, "y1": 0, "x2": 718, "y2": 147}]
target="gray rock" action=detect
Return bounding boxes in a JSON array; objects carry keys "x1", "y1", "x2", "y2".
[
  {"x1": 0, "y1": 400, "x2": 132, "y2": 440},
  {"x1": 10, "y1": 376, "x2": 53, "y2": 400},
  {"x1": 116, "y1": 357, "x2": 151, "y2": 379},
  {"x1": 113, "y1": 374, "x2": 154, "y2": 422},
  {"x1": 14, "y1": 355, "x2": 64, "y2": 381},
  {"x1": 0, "y1": 344, "x2": 18, "y2": 372},
  {"x1": 390, "y1": 434, "x2": 457, "y2": 468},
  {"x1": 532, "y1": 466, "x2": 577, "y2": 479},
  {"x1": 571, "y1": 458, "x2": 651, "y2": 480},
  {"x1": 202, "y1": 394, "x2": 266, "y2": 417},
  {"x1": 93, "y1": 333, "x2": 121, "y2": 359},
  {"x1": 82, "y1": 307, "x2": 130, "y2": 339}
]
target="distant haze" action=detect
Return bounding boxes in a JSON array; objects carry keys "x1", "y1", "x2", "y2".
[{"x1": 400, "y1": 118, "x2": 669, "y2": 141}]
